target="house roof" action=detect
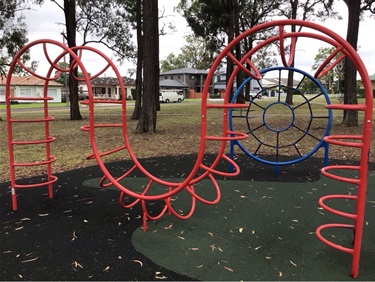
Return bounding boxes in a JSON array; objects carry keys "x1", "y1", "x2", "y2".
[
  {"x1": 90, "y1": 76, "x2": 135, "y2": 86},
  {"x1": 159, "y1": 79, "x2": 189, "y2": 88},
  {"x1": 160, "y1": 67, "x2": 208, "y2": 76},
  {"x1": 0, "y1": 75, "x2": 63, "y2": 86}
]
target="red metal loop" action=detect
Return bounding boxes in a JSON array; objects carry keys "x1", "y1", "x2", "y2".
[
  {"x1": 323, "y1": 135, "x2": 363, "y2": 148},
  {"x1": 316, "y1": 223, "x2": 355, "y2": 254},
  {"x1": 13, "y1": 175, "x2": 58, "y2": 189},
  {"x1": 318, "y1": 194, "x2": 357, "y2": 219},
  {"x1": 278, "y1": 25, "x2": 297, "y2": 67},
  {"x1": 199, "y1": 154, "x2": 241, "y2": 178},
  {"x1": 320, "y1": 165, "x2": 361, "y2": 185}
]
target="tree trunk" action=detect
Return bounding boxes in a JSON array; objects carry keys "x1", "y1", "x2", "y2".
[
  {"x1": 285, "y1": 1, "x2": 298, "y2": 105},
  {"x1": 285, "y1": 65, "x2": 295, "y2": 105},
  {"x1": 131, "y1": 0, "x2": 143, "y2": 120},
  {"x1": 234, "y1": 0, "x2": 245, "y2": 103},
  {"x1": 342, "y1": 0, "x2": 360, "y2": 126},
  {"x1": 64, "y1": 0, "x2": 82, "y2": 120},
  {"x1": 226, "y1": 0, "x2": 235, "y2": 103},
  {"x1": 136, "y1": 0, "x2": 158, "y2": 133}
]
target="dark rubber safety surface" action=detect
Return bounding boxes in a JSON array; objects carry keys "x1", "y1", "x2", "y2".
[{"x1": 1, "y1": 154, "x2": 374, "y2": 280}]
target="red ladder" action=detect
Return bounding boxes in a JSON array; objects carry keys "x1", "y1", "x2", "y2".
[{"x1": 6, "y1": 86, "x2": 57, "y2": 210}]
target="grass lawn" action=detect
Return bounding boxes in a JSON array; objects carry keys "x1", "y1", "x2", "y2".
[{"x1": 0, "y1": 96, "x2": 373, "y2": 183}]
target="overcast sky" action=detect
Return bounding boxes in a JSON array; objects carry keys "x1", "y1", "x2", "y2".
[{"x1": 22, "y1": 0, "x2": 374, "y2": 78}]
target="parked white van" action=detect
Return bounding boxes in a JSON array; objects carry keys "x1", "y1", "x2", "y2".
[{"x1": 159, "y1": 90, "x2": 184, "y2": 103}]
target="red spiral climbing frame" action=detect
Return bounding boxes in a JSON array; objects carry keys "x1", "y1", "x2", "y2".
[{"x1": 207, "y1": 19, "x2": 372, "y2": 278}]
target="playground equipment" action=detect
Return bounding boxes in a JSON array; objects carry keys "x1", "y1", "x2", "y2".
[
  {"x1": 5, "y1": 20, "x2": 372, "y2": 278},
  {"x1": 228, "y1": 66, "x2": 333, "y2": 173}
]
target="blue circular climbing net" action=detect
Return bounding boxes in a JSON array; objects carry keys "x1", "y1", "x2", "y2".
[{"x1": 229, "y1": 66, "x2": 333, "y2": 171}]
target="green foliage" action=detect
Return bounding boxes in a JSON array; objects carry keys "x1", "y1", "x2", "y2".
[
  {"x1": 177, "y1": 0, "x2": 230, "y2": 51},
  {"x1": 77, "y1": 0, "x2": 136, "y2": 62},
  {"x1": 0, "y1": 0, "x2": 30, "y2": 76},
  {"x1": 251, "y1": 46, "x2": 278, "y2": 70},
  {"x1": 160, "y1": 34, "x2": 217, "y2": 72},
  {"x1": 277, "y1": 0, "x2": 337, "y2": 21},
  {"x1": 160, "y1": 53, "x2": 185, "y2": 72},
  {"x1": 209, "y1": 93, "x2": 220, "y2": 99}
]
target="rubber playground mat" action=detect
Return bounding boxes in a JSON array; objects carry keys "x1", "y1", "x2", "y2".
[{"x1": 1, "y1": 154, "x2": 374, "y2": 281}]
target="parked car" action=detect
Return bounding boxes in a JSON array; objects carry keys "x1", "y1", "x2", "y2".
[
  {"x1": 159, "y1": 90, "x2": 184, "y2": 103},
  {"x1": 250, "y1": 90, "x2": 262, "y2": 99}
]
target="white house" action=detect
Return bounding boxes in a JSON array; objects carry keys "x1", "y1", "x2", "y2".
[
  {"x1": 78, "y1": 76, "x2": 136, "y2": 100},
  {"x1": 0, "y1": 75, "x2": 63, "y2": 103}
]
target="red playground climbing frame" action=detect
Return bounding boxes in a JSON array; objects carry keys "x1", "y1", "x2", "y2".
[{"x1": 5, "y1": 20, "x2": 372, "y2": 278}]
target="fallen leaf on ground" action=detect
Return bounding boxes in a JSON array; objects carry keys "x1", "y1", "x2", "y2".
[
  {"x1": 132, "y1": 260, "x2": 143, "y2": 267},
  {"x1": 21, "y1": 257, "x2": 39, "y2": 263},
  {"x1": 72, "y1": 261, "x2": 83, "y2": 269},
  {"x1": 224, "y1": 266, "x2": 234, "y2": 272},
  {"x1": 71, "y1": 231, "x2": 78, "y2": 241}
]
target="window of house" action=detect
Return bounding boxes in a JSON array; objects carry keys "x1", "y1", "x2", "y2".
[
  {"x1": 178, "y1": 76, "x2": 181, "y2": 79},
  {"x1": 165, "y1": 76, "x2": 168, "y2": 79},
  {"x1": 19, "y1": 88, "x2": 32, "y2": 97},
  {"x1": 0, "y1": 88, "x2": 5, "y2": 102},
  {"x1": 171, "y1": 76, "x2": 174, "y2": 79},
  {"x1": 94, "y1": 87, "x2": 106, "y2": 95}
]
